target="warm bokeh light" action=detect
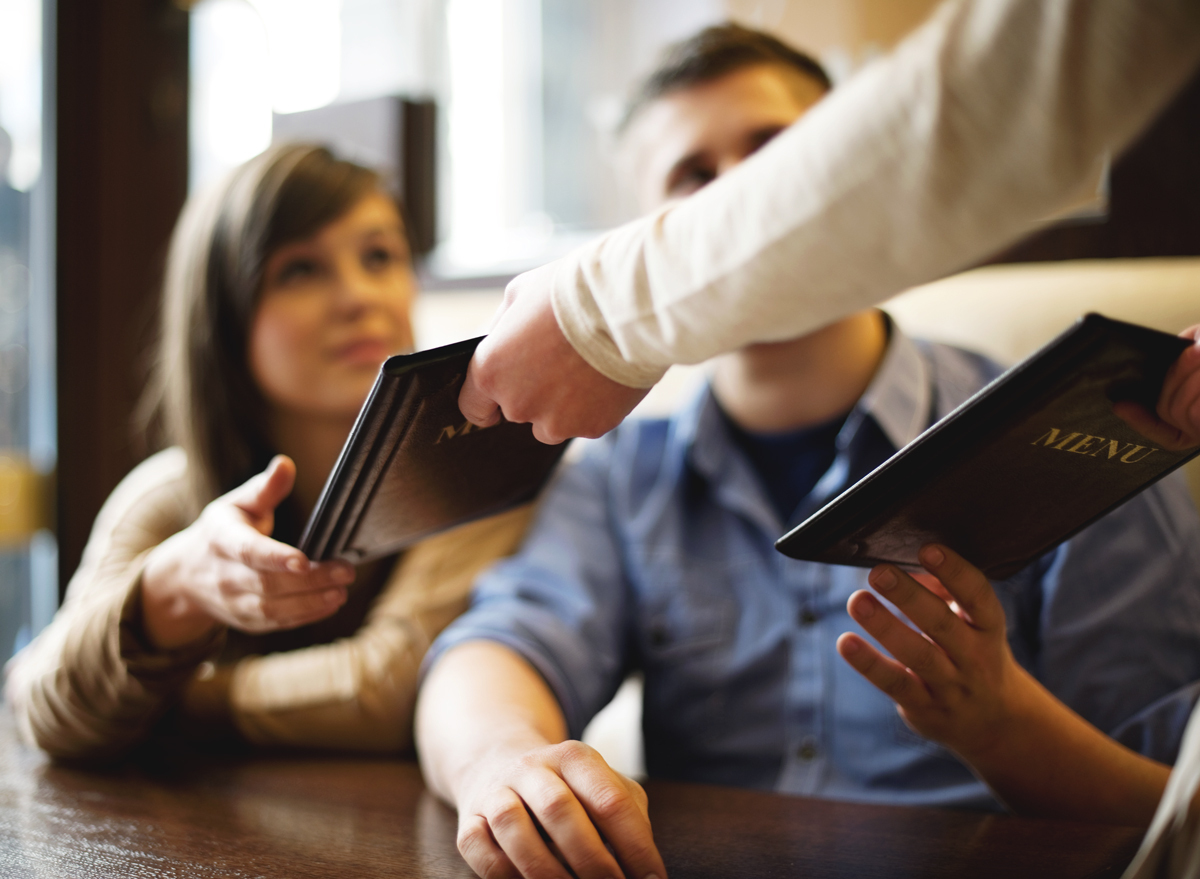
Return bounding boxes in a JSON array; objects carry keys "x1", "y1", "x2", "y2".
[
  {"x1": 190, "y1": 0, "x2": 342, "y2": 191},
  {"x1": 190, "y1": 0, "x2": 273, "y2": 189},
  {"x1": 254, "y1": 0, "x2": 342, "y2": 114}
]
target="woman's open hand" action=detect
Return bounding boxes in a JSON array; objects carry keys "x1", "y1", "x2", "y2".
[{"x1": 140, "y1": 455, "x2": 354, "y2": 650}]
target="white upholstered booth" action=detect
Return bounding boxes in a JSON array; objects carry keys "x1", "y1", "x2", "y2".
[{"x1": 883, "y1": 259, "x2": 1200, "y2": 507}]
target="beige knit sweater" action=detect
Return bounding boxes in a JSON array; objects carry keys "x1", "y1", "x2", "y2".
[{"x1": 3, "y1": 448, "x2": 532, "y2": 760}]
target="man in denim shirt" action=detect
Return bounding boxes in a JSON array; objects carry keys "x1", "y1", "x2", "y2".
[{"x1": 416, "y1": 26, "x2": 1200, "y2": 879}]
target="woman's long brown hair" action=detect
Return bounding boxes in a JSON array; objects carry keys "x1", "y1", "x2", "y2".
[{"x1": 140, "y1": 144, "x2": 383, "y2": 516}]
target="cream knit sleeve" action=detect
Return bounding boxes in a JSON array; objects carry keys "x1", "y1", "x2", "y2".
[
  {"x1": 551, "y1": 0, "x2": 1200, "y2": 387},
  {"x1": 3, "y1": 448, "x2": 223, "y2": 761}
]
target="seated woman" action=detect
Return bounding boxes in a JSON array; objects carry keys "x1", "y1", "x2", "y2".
[{"x1": 4, "y1": 143, "x2": 531, "y2": 760}]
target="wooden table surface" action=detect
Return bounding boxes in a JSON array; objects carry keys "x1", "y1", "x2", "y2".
[{"x1": 0, "y1": 711, "x2": 1144, "y2": 878}]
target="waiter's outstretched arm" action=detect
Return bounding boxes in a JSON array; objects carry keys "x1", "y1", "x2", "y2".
[{"x1": 459, "y1": 0, "x2": 1200, "y2": 444}]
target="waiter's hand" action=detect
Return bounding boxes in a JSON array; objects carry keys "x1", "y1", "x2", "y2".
[
  {"x1": 1114, "y1": 324, "x2": 1200, "y2": 451},
  {"x1": 458, "y1": 264, "x2": 650, "y2": 444}
]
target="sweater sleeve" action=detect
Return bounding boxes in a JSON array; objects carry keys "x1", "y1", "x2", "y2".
[
  {"x1": 3, "y1": 449, "x2": 225, "y2": 761},
  {"x1": 224, "y1": 504, "x2": 535, "y2": 753},
  {"x1": 550, "y1": 0, "x2": 1200, "y2": 387}
]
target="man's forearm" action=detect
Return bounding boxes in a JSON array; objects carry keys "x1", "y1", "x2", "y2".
[
  {"x1": 415, "y1": 641, "x2": 569, "y2": 805},
  {"x1": 416, "y1": 641, "x2": 668, "y2": 879},
  {"x1": 966, "y1": 668, "x2": 1170, "y2": 825}
]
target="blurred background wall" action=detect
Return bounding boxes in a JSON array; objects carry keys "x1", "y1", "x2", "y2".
[{"x1": 188, "y1": 0, "x2": 948, "y2": 281}]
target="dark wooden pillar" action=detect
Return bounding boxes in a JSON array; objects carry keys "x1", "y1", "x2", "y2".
[{"x1": 56, "y1": 0, "x2": 189, "y2": 595}]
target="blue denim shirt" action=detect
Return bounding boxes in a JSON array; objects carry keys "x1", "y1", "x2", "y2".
[{"x1": 428, "y1": 328, "x2": 1200, "y2": 808}]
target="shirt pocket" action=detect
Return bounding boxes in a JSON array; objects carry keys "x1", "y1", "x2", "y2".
[
  {"x1": 634, "y1": 555, "x2": 739, "y2": 664},
  {"x1": 633, "y1": 555, "x2": 747, "y2": 746}
]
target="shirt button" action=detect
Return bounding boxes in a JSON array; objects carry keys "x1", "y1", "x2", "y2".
[
  {"x1": 797, "y1": 739, "x2": 819, "y2": 761},
  {"x1": 648, "y1": 623, "x2": 670, "y2": 648},
  {"x1": 798, "y1": 608, "x2": 818, "y2": 626}
]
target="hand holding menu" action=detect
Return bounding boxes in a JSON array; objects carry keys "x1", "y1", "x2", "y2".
[
  {"x1": 300, "y1": 337, "x2": 567, "y2": 563},
  {"x1": 775, "y1": 314, "x2": 1200, "y2": 579}
]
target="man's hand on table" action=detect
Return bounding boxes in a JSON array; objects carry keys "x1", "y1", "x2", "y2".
[
  {"x1": 457, "y1": 264, "x2": 650, "y2": 445},
  {"x1": 454, "y1": 738, "x2": 666, "y2": 879},
  {"x1": 1114, "y1": 324, "x2": 1200, "y2": 451}
]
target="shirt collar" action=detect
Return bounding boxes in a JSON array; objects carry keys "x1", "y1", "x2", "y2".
[
  {"x1": 855, "y1": 321, "x2": 932, "y2": 450},
  {"x1": 675, "y1": 319, "x2": 933, "y2": 530}
]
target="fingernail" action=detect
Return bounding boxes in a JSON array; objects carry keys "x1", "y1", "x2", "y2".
[
  {"x1": 841, "y1": 637, "x2": 860, "y2": 655},
  {"x1": 870, "y1": 567, "x2": 896, "y2": 592},
  {"x1": 324, "y1": 588, "x2": 345, "y2": 605},
  {"x1": 333, "y1": 564, "x2": 355, "y2": 585},
  {"x1": 855, "y1": 595, "x2": 876, "y2": 619},
  {"x1": 286, "y1": 557, "x2": 307, "y2": 574},
  {"x1": 923, "y1": 546, "x2": 945, "y2": 567}
]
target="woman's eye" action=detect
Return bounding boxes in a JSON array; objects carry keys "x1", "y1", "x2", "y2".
[{"x1": 276, "y1": 258, "x2": 317, "y2": 284}]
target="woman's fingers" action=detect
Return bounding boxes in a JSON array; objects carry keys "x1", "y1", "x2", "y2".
[
  {"x1": 203, "y1": 511, "x2": 354, "y2": 633},
  {"x1": 226, "y1": 583, "x2": 347, "y2": 631},
  {"x1": 217, "y1": 519, "x2": 354, "y2": 587},
  {"x1": 916, "y1": 545, "x2": 1005, "y2": 633},
  {"x1": 227, "y1": 561, "x2": 352, "y2": 603},
  {"x1": 211, "y1": 542, "x2": 353, "y2": 631},
  {"x1": 221, "y1": 519, "x2": 311, "y2": 574},
  {"x1": 837, "y1": 631, "x2": 932, "y2": 710}
]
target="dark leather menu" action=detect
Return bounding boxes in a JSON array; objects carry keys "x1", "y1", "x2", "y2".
[
  {"x1": 299, "y1": 337, "x2": 568, "y2": 562},
  {"x1": 775, "y1": 314, "x2": 1200, "y2": 579}
]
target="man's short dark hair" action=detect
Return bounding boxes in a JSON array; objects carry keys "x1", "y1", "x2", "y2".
[{"x1": 620, "y1": 23, "x2": 832, "y2": 134}]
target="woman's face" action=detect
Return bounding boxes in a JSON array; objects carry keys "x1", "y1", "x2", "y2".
[{"x1": 249, "y1": 191, "x2": 416, "y2": 421}]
